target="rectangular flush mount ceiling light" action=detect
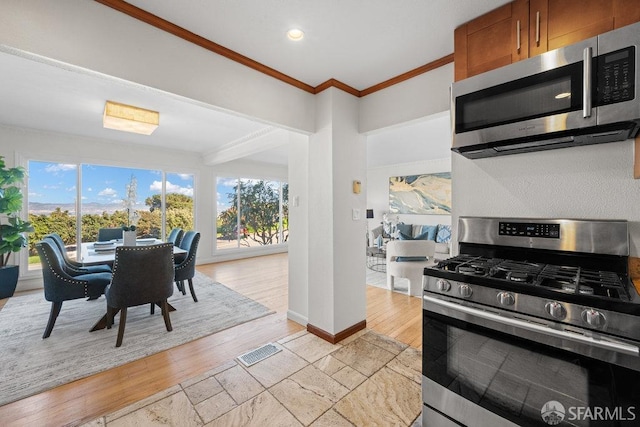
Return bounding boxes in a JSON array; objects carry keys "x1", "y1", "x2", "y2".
[{"x1": 103, "y1": 101, "x2": 159, "y2": 135}]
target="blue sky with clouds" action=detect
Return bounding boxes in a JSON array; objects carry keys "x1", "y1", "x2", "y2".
[{"x1": 28, "y1": 161, "x2": 193, "y2": 211}]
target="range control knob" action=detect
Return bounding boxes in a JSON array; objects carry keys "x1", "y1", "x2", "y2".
[
  {"x1": 545, "y1": 301, "x2": 566, "y2": 319},
  {"x1": 459, "y1": 284, "x2": 473, "y2": 298},
  {"x1": 436, "y1": 279, "x2": 451, "y2": 292},
  {"x1": 582, "y1": 308, "x2": 607, "y2": 328},
  {"x1": 497, "y1": 292, "x2": 515, "y2": 306}
]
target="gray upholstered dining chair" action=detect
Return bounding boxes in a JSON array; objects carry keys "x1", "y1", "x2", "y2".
[
  {"x1": 36, "y1": 240, "x2": 112, "y2": 338},
  {"x1": 97, "y1": 227, "x2": 123, "y2": 242},
  {"x1": 105, "y1": 243, "x2": 175, "y2": 347},
  {"x1": 174, "y1": 231, "x2": 200, "y2": 302},
  {"x1": 44, "y1": 233, "x2": 112, "y2": 274},
  {"x1": 167, "y1": 228, "x2": 184, "y2": 246}
]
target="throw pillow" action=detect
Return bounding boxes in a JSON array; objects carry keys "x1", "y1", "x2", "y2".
[
  {"x1": 375, "y1": 234, "x2": 384, "y2": 248},
  {"x1": 396, "y1": 223, "x2": 412, "y2": 237},
  {"x1": 395, "y1": 256, "x2": 428, "y2": 262},
  {"x1": 436, "y1": 224, "x2": 452, "y2": 243},
  {"x1": 398, "y1": 231, "x2": 413, "y2": 240},
  {"x1": 417, "y1": 225, "x2": 437, "y2": 240}
]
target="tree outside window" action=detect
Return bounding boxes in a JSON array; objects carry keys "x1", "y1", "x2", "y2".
[{"x1": 216, "y1": 177, "x2": 288, "y2": 250}]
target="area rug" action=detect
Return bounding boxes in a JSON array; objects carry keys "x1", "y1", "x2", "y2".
[
  {"x1": 0, "y1": 272, "x2": 274, "y2": 406},
  {"x1": 366, "y1": 268, "x2": 410, "y2": 294}
]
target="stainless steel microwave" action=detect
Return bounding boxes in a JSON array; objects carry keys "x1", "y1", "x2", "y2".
[{"x1": 451, "y1": 22, "x2": 640, "y2": 159}]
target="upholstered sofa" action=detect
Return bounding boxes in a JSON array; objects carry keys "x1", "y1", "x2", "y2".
[
  {"x1": 395, "y1": 223, "x2": 451, "y2": 261},
  {"x1": 369, "y1": 223, "x2": 452, "y2": 259},
  {"x1": 369, "y1": 223, "x2": 451, "y2": 260}
]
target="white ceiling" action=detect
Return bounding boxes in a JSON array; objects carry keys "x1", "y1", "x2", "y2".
[{"x1": 0, "y1": 0, "x2": 510, "y2": 167}]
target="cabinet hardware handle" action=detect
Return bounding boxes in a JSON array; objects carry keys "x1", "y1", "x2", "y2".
[
  {"x1": 516, "y1": 20, "x2": 521, "y2": 51},
  {"x1": 536, "y1": 11, "x2": 540, "y2": 44}
]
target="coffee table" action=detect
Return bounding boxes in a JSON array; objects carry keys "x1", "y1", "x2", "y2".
[{"x1": 366, "y1": 247, "x2": 386, "y2": 272}]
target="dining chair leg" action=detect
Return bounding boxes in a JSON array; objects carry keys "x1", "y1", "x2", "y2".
[
  {"x1": 115, "y1": 307, "x2": 127, "y2": 347},
  {"x1": 179, "y1": 280, "x2": 186, "y2": 295},
  {"x1": 161, "y1": 300, "x2": 173, "y2": 332},
  {"x1": 150, "y1": 303, "x2": 155, "y2": 315},
  {"x1": 43, "y1": 301, "x2": 63, "y2": 339},
  {"x1": 187, "y1": 278, "x2": 198, "y2": 302},
  {"x1": 106, "y1": 306, "x2": 113, "y2": 329}
]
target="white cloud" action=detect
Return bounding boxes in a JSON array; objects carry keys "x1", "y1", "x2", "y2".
[
  {"x1": 98, "y1": 187, "x2": 118, "y2": 197},
  {"x1": 219, "y1": 178, "x2": 237, "y2": 187},
  {"x1": 45, "y1": 163, "x2": 76, "y2": 173},
  {"x1": 149, "y1": 180, "x2": 193, "y2": 197}
]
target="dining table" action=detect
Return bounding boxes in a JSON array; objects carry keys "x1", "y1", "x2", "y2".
[
  {"x1": 80, "y1": 238, "x2": 186, "y2": 265},
  {"x1": 80, "y1": 238, "x2": 187, "y2": 332}
]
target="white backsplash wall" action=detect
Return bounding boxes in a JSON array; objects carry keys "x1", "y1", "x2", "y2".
[
  {"x1": 452, "y1": 139, "x2": 640, "y2": 257},
  {"x1": 366, "y1": 158, "x2": 452, "y2": 231}
]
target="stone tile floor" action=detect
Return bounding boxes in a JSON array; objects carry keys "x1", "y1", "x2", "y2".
[{"x1": 81, "y1": 329, "x2": 423, "y2": 426}]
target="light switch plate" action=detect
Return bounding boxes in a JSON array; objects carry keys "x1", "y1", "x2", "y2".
[{"x1": 352, "y1": 208, "x2": 360, "y2": 220}]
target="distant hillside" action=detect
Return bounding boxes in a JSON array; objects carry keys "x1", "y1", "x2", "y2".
[{"x1": 29, "y1": 202, "x2": 123, "y2": 215}]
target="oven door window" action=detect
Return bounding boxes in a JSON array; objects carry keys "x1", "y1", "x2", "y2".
[
  {"x1": 424, "y1": 311, "x2": 640, "y2": 426},
  {"x1": 455, "y1": 61, "x2": 583, "y2": 134}
]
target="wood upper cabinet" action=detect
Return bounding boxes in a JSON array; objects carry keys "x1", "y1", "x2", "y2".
[
  {"x1": 542, "y1": 0, "x2": 614, "y2": 53},
  {"x1": 455, "y1": 0, "x2": 640, "y2": 81},
  {"x1": 454, "y1": 0, "x2": 529, "y2": 81}
]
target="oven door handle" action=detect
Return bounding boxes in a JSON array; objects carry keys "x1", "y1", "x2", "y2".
[{"x1": 424, "y1": 295, "x2": 640, "y2": 357}]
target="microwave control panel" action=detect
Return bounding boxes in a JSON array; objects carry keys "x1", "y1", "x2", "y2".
[
  {"x1": 499, "y1": 222, "x2": 560, "y2": 239},
  {"x1": 597, "y1": 46, "x2": 635, "y2": 105}
]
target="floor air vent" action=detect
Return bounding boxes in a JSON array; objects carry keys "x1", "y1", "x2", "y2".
[{"x1": 237, "y1": 343, "x2": 282, "y2": 367}]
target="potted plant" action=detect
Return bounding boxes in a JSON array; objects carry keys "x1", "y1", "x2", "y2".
[{"x1": 0, "y1": 156, "x2": 35, "y2": 299}]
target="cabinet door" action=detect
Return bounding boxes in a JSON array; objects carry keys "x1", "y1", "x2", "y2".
[
  {"x1": 614, "y1": 0, "x2": 640, "y2": 29},
  {"x1": 454, "y1": 0, "x2": 529, "y2": 81},
  {"x1": 546, "y1": 0, "x2": 614, "y2": 51}
]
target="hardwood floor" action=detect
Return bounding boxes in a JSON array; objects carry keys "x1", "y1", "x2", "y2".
[{"x1": 0, "y1": 253, "x2": 422, "y2": 426}]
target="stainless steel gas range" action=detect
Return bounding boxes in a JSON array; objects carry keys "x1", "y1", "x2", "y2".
[{"x1": 422, "y1": 217, "x2": 640, "y2": 427}]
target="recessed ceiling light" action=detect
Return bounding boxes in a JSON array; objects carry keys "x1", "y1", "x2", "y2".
[
  {"x1": 555, "y1": 92, "x2": 571, "y2": 99},
  {"x1": 287, "y1": 28, "x2": 304, "y2": 41}
]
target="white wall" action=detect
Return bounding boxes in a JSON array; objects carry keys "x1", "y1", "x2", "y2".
[
  {"x1": 366, "y1": 158, "x2": 452, "y2": 232},
  {"x1": 287, "y1": 133, "x2": 310, "y2": 325},
  {"x1": 0, "y1": 0, "x2": 315, "y2": 134},
  {"x1": 359, "y1": 63, "x2": 454, "y2": 134},
  {"x1": 452, "y1": 140, "x2": 640, "y2": 256},
  {"x1": 308, "y1": 88, "x2": 367, "y2": 335}
]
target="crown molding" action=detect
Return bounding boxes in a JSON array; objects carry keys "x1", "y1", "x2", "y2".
[
  {"x1": 94, "y1": 0, "x2": 453, "y2": 98},
  {"x1": 359, "y1": 54, "x2": 454, "y2": 96},
  {"x1": 313, "y1": 79, "x2": 360, "y2": 97}
]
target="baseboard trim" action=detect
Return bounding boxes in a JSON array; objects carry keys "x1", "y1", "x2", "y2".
[
  {"x1": 307, "y1": 320, "x2": 367, "y2": 344},
  {"x1": 286, "y1": 310, "x2": 308, "y2": 327}
]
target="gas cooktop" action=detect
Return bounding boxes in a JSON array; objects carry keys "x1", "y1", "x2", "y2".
[{"x1": 434, "y1": 254, "x2": 632, "y2": 302}]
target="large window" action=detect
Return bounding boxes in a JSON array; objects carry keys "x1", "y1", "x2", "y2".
[
  {"x1": 216, "y1": 177, "x2": 288, "y2": 250},
  {"x1": 27, "y1": 160, "x2": 194, "y2": 269},
  {"x1": 27, "y1": 161, "x2": 78, "y2": 270}
]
